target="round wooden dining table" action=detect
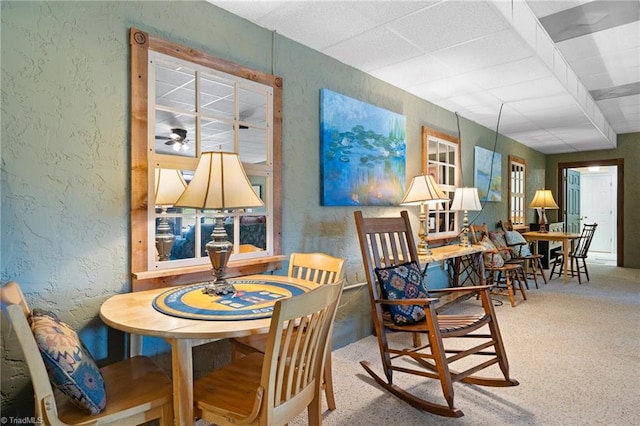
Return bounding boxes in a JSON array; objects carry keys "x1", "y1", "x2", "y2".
[{"x1": 100, "y1": 274, "x2": 318, "y2": 426}]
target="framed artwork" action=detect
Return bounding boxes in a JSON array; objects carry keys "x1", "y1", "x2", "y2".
[
  {"x1": 474, "y1": 146, "x2": 502, "y2": 202},
  {"x1": 252, "y1": 184, "x2": 262, "y2": 199},
  {"x1": 320, "y1": 89, "x2": 406, "y2": 206}
]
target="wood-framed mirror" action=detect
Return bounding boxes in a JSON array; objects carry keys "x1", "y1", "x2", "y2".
[
  {"x1": 421, "y1": 126, "x2": 462, "y2": 243},
  {"x1": 129, "y1": 28, "x2": 285, "y2": 291}
]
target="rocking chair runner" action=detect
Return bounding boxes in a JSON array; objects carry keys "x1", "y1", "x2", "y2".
[{"x1": 354, "y1": 211, "x2": 518, "y2": 418}]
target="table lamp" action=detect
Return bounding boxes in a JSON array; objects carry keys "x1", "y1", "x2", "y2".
[
  {"x1": 401, "y1": 174, "x2": 450, "y2": 255},
  {"x1": 530, "y1": 189, "x2": 559, "y2": 233},
  {"x1": 450, "y1": 187, "x2": 482, "y2": 247},
  {"x1": 154, "y1": 168, "x2": 187, "y2": 261},
  {"x1": 175, "y1": 152, "x2": 264, "y2": 295}
]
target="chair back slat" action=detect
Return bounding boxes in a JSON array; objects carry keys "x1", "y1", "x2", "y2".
[
  {"x1": 288, "y1": 252, "x2": 345, "y2": 286},
  {"x1": 573, "y1": 223, "x2": 598, "y2": 259},
  {"x1": 354, "y1": 210, "x2": 420, "y2": 304},
  {"x1": 264, "y1": 281, "x2": 343, "y2": 423}
]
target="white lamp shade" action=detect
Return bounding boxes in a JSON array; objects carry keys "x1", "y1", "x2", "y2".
[
  {"x1": 530, "y1": 189, "x2": 559, "y2": 209},
  {"x1": 450, "y1": 187, "x2": 482, "y2": 211},
  {"x1": 174, "y1": 152, "x2": 264, "y2": 210},
  {"x1": 154, "y1": 168, "x2": 187, "y2": 206},
  {"x1": 401, "y1": 174, "x2": 449, "y2": 206}
]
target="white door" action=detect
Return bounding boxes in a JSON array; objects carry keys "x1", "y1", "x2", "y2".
[{"x1": 580, "y1": 173, "x2": 614, "y2": 253}]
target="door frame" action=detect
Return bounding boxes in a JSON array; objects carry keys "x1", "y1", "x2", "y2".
[{"x1": 557, "y1": 158, "x2": 624, "y2": 267}]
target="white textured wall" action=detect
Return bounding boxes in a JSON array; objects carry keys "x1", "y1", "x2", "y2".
[{"x1": 1, "y1": 1, "x2": 550, "y2": 417}]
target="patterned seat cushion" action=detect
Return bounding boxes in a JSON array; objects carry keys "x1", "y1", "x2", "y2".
[
  {"x1": 28, "y1": 309, "x2": 106, "y2": 414},
  {"x1": 489, "y1": 231, "x2": 512, "y2": 261},
  {"x1": 479, "y1": 235, "x2": 505, "y2": 267},
  {"x1": 375, "y1": 261, "x2": 428, "y2": 326}
]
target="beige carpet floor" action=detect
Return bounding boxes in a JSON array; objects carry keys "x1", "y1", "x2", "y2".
[{"x1": 286, "y1": 264, "x2": 640, "y2": 426}]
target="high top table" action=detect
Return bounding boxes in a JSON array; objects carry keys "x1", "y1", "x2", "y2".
[
  {"x1": 100, "y1": 274, "x2": 318, "y2": 426},
  {"x1": 522, "y1": 231, "x2": 581, "y2": 284}
]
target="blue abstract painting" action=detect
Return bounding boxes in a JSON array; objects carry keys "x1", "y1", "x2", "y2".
[
  {"x1": 474, "y1": 146, "x2": 502, "y2": 202},
  {"x1": 320, "y1": 89, "x2": 406, "y2": 206}
]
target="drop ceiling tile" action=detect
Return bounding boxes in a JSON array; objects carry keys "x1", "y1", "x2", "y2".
[
  {"x1": 409, "y1": 74, "x2": 484, "y2": 101},
  {"x1": 387, "y1": 1, "x2": 510, "y2": 53},
  {"x1": 370, "y1": 54, "x2": 455, "y2": 88},
  {"x1": 580, "y1": 65, "x2": 640, "y2": 91},
  {"x1": 488, "y1": 76, "x2": 566, "y2": 102},
  {"x1": 209, "y1": 1, "x2": 287, "y2": 22},
  {"x1": 253, "y1": 2, "x2": 381, "y2": 51},
  {"x1": 569, "y1": 46, "x2": 640, "y2": 80},
  {"x1": 470, "y1": 57, "x2": 550, "y2": 90},
  {"x1": 527, "y1": 105, "x2": 591, "y2": 128},
  {"x1": 431, "y1": 29, "x2": 533, "y2": 74},
  {"x1": 324, "y1": 26, "x2": 423, "y2": 72},
  {"x1": 509, "y1": 94, "x2": 577, "y2": 114},
  {"x1": 556, "y1": 20, "x2": 640, "y2": 62},
  {"x1": 442, "y1": 90, "x2": 503, "y2": 109},
  {"x1": 525, "y1": 0, "x2": 591, "y2": 19}
]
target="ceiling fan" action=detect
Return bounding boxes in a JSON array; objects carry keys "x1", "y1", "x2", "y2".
[{"x1": 156, "y1": 128, "x2": 189, "y2": 151}]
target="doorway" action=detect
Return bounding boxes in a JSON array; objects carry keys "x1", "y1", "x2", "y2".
[{"x1": 557, "y1": 159, "x2": 624, "y2": 267}]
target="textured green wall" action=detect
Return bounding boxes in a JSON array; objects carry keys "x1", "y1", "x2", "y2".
[
  {"x1": 546, "y1": 133, "x2": 640, "y2": 268},
  {"x1": 2, "y1": 1, "x2": 548, "y2": 416}
]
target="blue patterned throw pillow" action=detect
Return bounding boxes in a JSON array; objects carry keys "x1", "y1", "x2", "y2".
[
  {"x1": 505, "y1": 230, "x2": 533, "y2": 256},
  {"x1": 28, "y1": 309, "x2": 106, "y2": 414},
  {"x1": 374, "y1": 261, "x2": 428, "y2": 325}
]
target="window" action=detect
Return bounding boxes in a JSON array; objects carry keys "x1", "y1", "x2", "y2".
[
  {"x1": 130, "y1": 28, "x2": 284, "y2": 290},
  {"x1": 421, "y1": 126, "x2": 461, "y2": 241},
  {"x1": 509, "y1": 156, "x2": 526, "y2": 227}
]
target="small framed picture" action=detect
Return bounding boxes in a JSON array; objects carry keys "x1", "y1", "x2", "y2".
[{"x1": 252, "y1": 184, "x2": 262, "y2": 199}]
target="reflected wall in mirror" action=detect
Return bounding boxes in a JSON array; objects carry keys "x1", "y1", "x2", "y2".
[{"x1": 130, "y1": 28, "x2": 283, "y2": 291}]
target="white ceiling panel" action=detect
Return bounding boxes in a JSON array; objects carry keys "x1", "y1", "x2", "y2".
[
  {"x1": 431, "y1": 29, "x2": 534, "y2": 74},
  {"x1": 557, "y1": 20, "x2": 640, "y2": 61},
  {"x1": 323, "y1": 27, "x2": 422, "y2": 72},
  {"x1": 409, "y1": 74, "x2": 484, "y2": 101},
  {"x1": 209, "y1": 0, "x2": 640, "y2": 154},
  {"x1": 525, "y1": 0, "x2": 593, "y2": 18},
  {"x1": 387, "y1": 1, "x2": 510, "y2": 53},
  {"x1": 470, "y1": 56, "x2": 550, "y2": 90},
  {"x1": 370, "y1": 54, "x2": 456, "y2": 88}
]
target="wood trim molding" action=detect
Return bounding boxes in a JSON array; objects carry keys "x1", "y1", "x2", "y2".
[{"x1": 557, "y1": 158, "x2": 624, "y2": 267}]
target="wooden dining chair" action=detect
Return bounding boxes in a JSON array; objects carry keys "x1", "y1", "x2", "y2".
[
  {"x1": 469, "y1": 223, "x2": 527, "y2": 307},
  {"x1": 194, "y1": 280, "x2": 344, "y2": 426},
  {"x1": 497, "y1": 220, "x2": 547, "y2": 288},
  {"x1": 354, "y1": 211, "x2": 518, "y2": 417},
  {"x1": 0, "y1": 281, "x2": 173, "y2": 426},
  {"x1": 229, "y1": 252, "x2": 345, "y2": 410},
  {"x1": 550, "y1": 223, "x2": 598, "y2": 284}
]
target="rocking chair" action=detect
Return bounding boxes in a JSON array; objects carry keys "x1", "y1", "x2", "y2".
[{"x1": 354, "y1": 210, "x2": 518, "y2": 417}]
